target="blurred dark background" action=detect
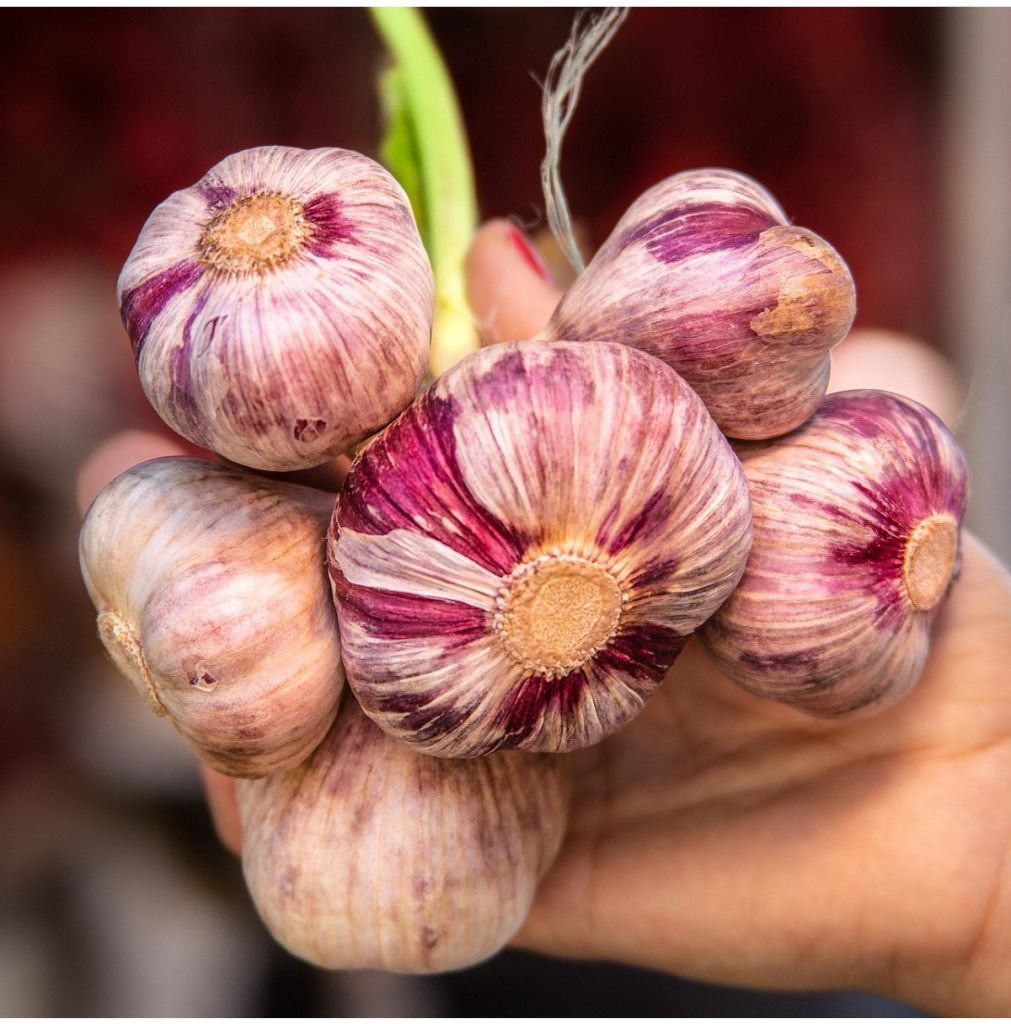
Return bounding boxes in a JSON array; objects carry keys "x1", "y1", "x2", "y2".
[{"x1": 1, "y1": 7, "x2": 1007, "y2": 1015}]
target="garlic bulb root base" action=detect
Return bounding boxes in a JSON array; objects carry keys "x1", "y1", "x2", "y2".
[
  {"x1": 199, "y1": 192, "x2": 311, "y2": 274},
  {"x1": 96, "y1": 610, "x2": 165, "y2": 716},
  {"x1": 494, "y1": 552, "x2": 624, "y2": 679},
  {"x1": 904, "y1": 513, "x2": 959, "y2": 612}
]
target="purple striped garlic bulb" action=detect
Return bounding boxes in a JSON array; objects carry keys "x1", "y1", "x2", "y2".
[
  {"x1": 541, "y1": 168, "x2": 856, "y2": 440},
  {"x1": 238, "y1": 698, "x2": 569, "y2": 973},
  {"x1": 79, "y1": 457, "x2": 344, "y2": 777},
  {"x1": 118, "y1": 146, "x2": 433, "y2": 471},
  {"x1": 700, "y1": 390, "x2": 969, "y2": 715},
  {"x1": 328, "y1": 340, "x2": 753, "y2": 758}
]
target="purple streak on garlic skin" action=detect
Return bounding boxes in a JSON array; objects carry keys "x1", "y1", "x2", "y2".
[
  {"x1": 338, "y1": 393, "x2": 530, "y2": 576},
  {"x1": 237, "y1": 699, "x2": 569, "y2": 973},
  {"x1": 699, "y1": 390, "x2": 968, "y2": 715},
  {"x1": 196, "y1": 182, "x2": 238, "y2": 208},
  {"x1": 625, "y1": 201, "x2": 779, "y2": 263},
  {"x1": 118, "y1": 146, "x2": 433, "y2": 472},
  {"x1": 329, "y1": 340, "x2": 752, "y2": 757},
  {"x1": 120, "y1": 260, "x2": 204, "y2": 358},
  {"x1": 300, "y1": 192, "x2": 357, "y2": 255},
  {"x1": 541, "y1": 168, "x2": 855, "y2": 440}
]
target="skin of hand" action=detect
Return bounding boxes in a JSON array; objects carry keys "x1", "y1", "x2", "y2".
[{"x1": 78, "y1": 220, "x2": 1011, "y2": 1015}]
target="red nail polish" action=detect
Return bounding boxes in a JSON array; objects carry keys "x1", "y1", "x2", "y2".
[{"x1": 507, "y1": 224, "x2": 553, "y2": 284}]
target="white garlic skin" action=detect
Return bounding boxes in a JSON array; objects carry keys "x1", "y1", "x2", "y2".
[
  {"x1": 542, "y1": 168, "x2": 856, "y2": 440},
  {"x1": 79, "y1": 457, "x2": 344, "y2": 776},
  {"x1": 329, "y1": 340, "x2": 753, "y2": 757},
  {"x1": 118, "y1": 146, "x2": 433, "y2": 472},
  {"x1": 237, "y1": 697, "x2": 569, "y2": 974},
  {"x1": 699, "y1": 390, "x2": 969, "y2": 714}
]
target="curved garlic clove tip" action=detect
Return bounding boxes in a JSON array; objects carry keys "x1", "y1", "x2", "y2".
[
  {"x1": 79, "y1": 456, "x2": 345, "y2": 776},
  {"x1": 118, "y1": 146, "x2": 434, "y2": 471},
  {"x1": 542, "y1": 168, "x2": 856, "y2": 440},
  {"x1": 237, "y1": 697, "x2": 570, "y2": 974},
  {"x1": 328, "y1": 340, "x2": 753, "y2": 757},
  {"x1": 699, "y1": 390, "x2": 969, "y2": 715}
]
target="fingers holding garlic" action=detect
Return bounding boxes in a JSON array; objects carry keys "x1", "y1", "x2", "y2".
[{"x1": 79, "y1": 457, "x2": 345, "y2": 776}]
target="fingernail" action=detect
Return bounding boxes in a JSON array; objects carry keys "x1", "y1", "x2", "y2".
[{"x1": 507, "y1": 224, "x2": 554, "y2": 284}]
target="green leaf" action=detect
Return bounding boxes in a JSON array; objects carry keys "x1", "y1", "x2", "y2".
[{"x1": 370, "y1": 7, "x2": 480, "y2": 378}]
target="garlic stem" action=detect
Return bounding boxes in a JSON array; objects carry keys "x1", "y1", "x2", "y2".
[{"x1": 370, "y1": 7, "x2": 479, "y2": 378}]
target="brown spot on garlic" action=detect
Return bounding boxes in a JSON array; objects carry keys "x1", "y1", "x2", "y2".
[
  {"x1": 199, "y1": 192, "x2": 312, "y2": 275},
  {"x1": 904, "y1": 513, "x2": 959, "y2": 612},
  {"x1": 750, "y1": 226, "x2": 856, "y2": 342},
  {"x1": 494, "y1": 553, "x2": 624, "y2": 678}
]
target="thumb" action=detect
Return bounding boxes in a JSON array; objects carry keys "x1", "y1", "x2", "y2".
[{"x1": 465, "y1": 220, "x2": 565, "y2": 345}]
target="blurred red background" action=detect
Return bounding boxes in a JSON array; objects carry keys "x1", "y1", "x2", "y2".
[{"x1": 2, "y1": 8, "x2": 945, "y2": 336}]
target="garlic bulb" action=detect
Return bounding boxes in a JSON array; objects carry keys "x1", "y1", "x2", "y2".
[
  {"x1": 700, "y1": 390, "x2": 969, "y2": 714},
  {"x1": 238, "y1": 698, "x2": 568, "y2": 973},
  {"x1": 328, "y1": 340, "x2": 752, "y2": 757},
  {"x1": 541, "y1": 168, "x2": 856, "y2": 440},
  {"x1": 118, "y1": 146, "x2": 434, "y2": 471},
  {"x1": 79, "y1": 457, "x2": 344, "y2": 776}
]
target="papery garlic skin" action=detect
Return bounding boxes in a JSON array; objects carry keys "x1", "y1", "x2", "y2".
[
  {"x1": 238, "y1": 699, "x2": 568, "y2": 973},
  {"x1": 700, "y1": 390, "x2": 969, "y2": 714},
  {"x1": 79, "y1": 457, "x2": 344, "y2": 776},
  {"x1": 119, "y1": 146, "x2": 433, "y2": 471},
  {"x1": 542, "y1": 168, "x2": 856, "y2": 440},
  {"x1": 328, "y1": 340, "x2": 752, "y2": 757}
]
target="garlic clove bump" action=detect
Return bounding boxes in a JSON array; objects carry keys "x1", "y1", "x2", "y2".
[
  {"x1": 119, "y1": 146, "x2": 434, "y2": 471},
  {"x1": 237, "y1": 697, "x2": 569, "y2": 973},
  {"x1": 699, "y1": 390, "x2": 969, "y2": 714},
  {"x1": 79, "y1": 457, "x2": 345, "y2": 776},
  {"x1": 328, "y1": 340, "x2": 752, "y2": 757},
  {"x1": 542, "y1": 168, "x2": 856, "y2": 440}
]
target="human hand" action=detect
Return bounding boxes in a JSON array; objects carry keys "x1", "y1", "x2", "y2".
[
  {"x1": 468, "y1": 222, "x2": 1011, "y2": 1016},
  {"x1": 78, "y1": 220, "x2": 1011, "y2": 1015}
]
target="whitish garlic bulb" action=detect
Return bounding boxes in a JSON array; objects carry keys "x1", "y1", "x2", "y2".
[
  {"x1": 238, "y1": 698, "x2": 568, "y2": 973},
  {"x1": 79, "y1": 457, "x2": 344, "y2": 776},
  {"x1": 700, "y1": 390, "x2": 969, "y2": 714},
  {"x1": 328, "y1": 340, "x2": 752, "y2": 757},
  {"x1": 541, "y1": 168, "x2": 856, "y2": 440},
  {"x1": 118, "y1": 146, "x2": 434, "y2": 472}
]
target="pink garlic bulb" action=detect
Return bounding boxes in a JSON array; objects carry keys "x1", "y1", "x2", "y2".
[
  {"x1": 79, "y1": 457, "x2": 344, "y2": 776},
  {"x1": 700, "y1": 390, "x2": 969, "y2": 714},
  {"x1": 238, "y1": 698, "x2": 569, "y2": 973},
  {"x1": 542, "y1": 168, "x2": 856, "y2": 440},
  {"x1": 328, "y1": 340, "x2": 752, "y2": 757},
  {"x1": 118, "y1": 146, "x2": 434, "y2": 471}
]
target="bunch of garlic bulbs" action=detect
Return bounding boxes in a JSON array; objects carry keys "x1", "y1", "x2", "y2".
[{"x1": 80, "y1": 144, "x2": 966, "y2": 973}]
